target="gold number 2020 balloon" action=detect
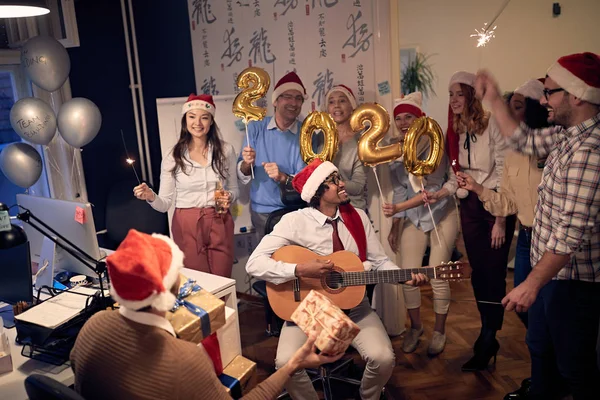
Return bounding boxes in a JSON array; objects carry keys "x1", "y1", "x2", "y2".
[
  {"x1": 232, "y1": 67, "x2": 270, "y2": 123},
  {"x1": 403, "y1": 116, "x2": 444, "y2": 176},
  {"x1": 352, "y1": 103, "x2": 397, "y2": 167},
  {"x1": 299, "y1": 111, "x2": 338, "y2": 163}
]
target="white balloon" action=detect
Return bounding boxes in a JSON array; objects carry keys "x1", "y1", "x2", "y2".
[
  {"x1": 0, "y1": 143, "x2": 43, "y2": 188},
  {"x1": 10, "y1": 97, "x2": 57, "y2": 146},
  {"x1": 21, "y1": 35, "x2": 71, "y2": 92},
  {"x1": 57, "y1": 98, "x2": 102, "y2": 148}
]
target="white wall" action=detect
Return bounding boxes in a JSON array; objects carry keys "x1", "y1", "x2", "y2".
[{"x1": 397, "y1": 0, "x2": 600, "y2": 129}]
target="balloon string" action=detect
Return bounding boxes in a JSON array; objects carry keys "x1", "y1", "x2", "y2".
[
  {"x1": 46, "y1": 149, "x2": 66, "y2": 182},
  {"x1": 421, "y1": 177, "x2": 443, "y2": 247},
  {"x1": 372, "y1": 166, "x2": 385, "y2": 201},
  {"x1": 245, "y1": 121, "x2": 254, "y2": 179}
]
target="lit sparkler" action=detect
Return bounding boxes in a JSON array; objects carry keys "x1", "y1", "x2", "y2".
[
  {"x1": 121, "y1": 130, "x2": 141, "y2": 185},
  {"x1": 470, "y1": 23, "x2": 497, "y2": 47}
]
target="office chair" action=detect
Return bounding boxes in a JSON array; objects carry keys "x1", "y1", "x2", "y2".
[
  {"x1": 24, "y1": 374, "x2": 85, "y2": 400},
  {"x1": 99, "y1": 179, "x2": 169, "y2": 249}
]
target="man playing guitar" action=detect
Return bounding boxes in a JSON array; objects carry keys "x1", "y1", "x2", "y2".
[{"x1": 246, "y1": 158, "x2": 428, "y2": 400}]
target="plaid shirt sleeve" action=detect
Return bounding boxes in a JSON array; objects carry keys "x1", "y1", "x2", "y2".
[
  {"x1": 547, "y1": 148, "x2": 600, "y2": 255},
  {"x1": 509, "y1": 122, "x2": 564, "y2": 159}
]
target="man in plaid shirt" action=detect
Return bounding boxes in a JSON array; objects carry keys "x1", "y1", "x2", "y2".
[{"x1": 475, "y1": 53, "x2": 600, "y2": 400}]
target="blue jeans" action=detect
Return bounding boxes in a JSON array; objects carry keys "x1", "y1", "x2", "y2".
[
  {"x1": 514, "y1": 228, "x2": 533, "y2": 327},
  {"x1": 527, "y1": 280, "x2": 600, "y2": 399}
]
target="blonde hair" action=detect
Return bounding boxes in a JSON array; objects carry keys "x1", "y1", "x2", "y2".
[{"x1": 453, "y1": 84, "x2": 489, "y2": 135}]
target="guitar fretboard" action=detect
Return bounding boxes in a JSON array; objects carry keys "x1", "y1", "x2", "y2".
[{"x1": 341, "y1": 268, "x2": 436, "y2": 286}]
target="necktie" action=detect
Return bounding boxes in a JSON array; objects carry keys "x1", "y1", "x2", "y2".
[{"x1": 326, "y1": 219, "x2": 344, "y2": 252}]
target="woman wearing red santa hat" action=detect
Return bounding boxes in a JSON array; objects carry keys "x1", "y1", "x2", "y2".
[
  {"x1": 133, "y1": 94, "x2": 239, "y2": 277},
  {"x1": 446, "y1": 71, "x2": 516, "y2": 371},
  {"x1": 383, "y1": 92, "x2": 459, "y2": 356},
  {"x1": 323, "y1": 84, "x2": 368, "y2": 210}
]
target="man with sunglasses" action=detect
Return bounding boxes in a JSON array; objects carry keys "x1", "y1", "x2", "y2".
[
  {"x1": 238, "y1": 71, "x2": 308, "y2": 239},
  {"x1": 246, "y1": 159, "x2": 428, "y2": 400},
  {"x1": 475, "y1": 53, "x2": 600, "y2": 400}
]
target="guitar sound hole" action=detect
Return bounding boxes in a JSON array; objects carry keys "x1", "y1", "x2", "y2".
[{"x1": 325, "y1": 271, "x2": 343, "y2": 290}]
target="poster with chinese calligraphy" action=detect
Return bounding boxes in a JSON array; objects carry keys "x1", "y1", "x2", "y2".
[{"x1": 187, "y1": 0, "x2": 375, "y2": 116}]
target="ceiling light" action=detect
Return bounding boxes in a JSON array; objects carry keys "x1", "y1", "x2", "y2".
[{"x1": 0, "y1": 1, "x2": 50, "y2": 18}]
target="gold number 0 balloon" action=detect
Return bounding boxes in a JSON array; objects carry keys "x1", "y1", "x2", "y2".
[
  {"x1": 299, "y1": 111, "x2": 338, "y2": 163},
  {"x1": 232, "y1": 67, "x2": 270, "y2": 123},
  {"x1": 352, "y1": 103, "x2": 397, "y2": 167},
  {"x1": 403, "y1": 116, "x2": 445, "y2": 176}
]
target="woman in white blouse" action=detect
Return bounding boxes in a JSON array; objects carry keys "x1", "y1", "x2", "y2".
[
  {"x1": 133, "y1": 94, "x2": 239, "y2": 277},
  {"x1": 383, "y1": 92, "x2": 459, "y2": 356},
  {"x1": 443, "y1": 72, "x2": 516, "y2": 371}
]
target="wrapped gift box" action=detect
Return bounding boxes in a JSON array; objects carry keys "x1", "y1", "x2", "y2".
[
  {"x1": 166, "y1": 275, "x2": 226, "y2": 343},
  {"x1": 0, "y1": 333, "x2": 13, "y2": 375},
  {"x1": 219, "y1": 355, "x2": 257, "y2": 399},
  {"x1": 291, "y1": 290, "x2": 360, "y2": 355},
  {"x1": 216, "y1": 306, "x2": 241, "y2": 369}
]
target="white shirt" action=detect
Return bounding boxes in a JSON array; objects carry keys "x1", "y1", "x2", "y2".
[
  {"x1": 119, "y1": 307, "x2": 176, "y2": 337},
  {"x1": 149, "y1": 143, "x2": 239, "y2": 212},
  {"x1": 246, "y1": 207, "x2": 399, "y2": 285},
  {"x1": 457, "y1": 116, "x2": 509, "y2": 189}
]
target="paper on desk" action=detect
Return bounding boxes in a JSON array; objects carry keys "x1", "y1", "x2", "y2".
[{"x1": 14, "y1": 287, "x2": 99, "y2": 329}]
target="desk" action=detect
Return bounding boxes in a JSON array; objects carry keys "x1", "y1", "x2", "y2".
[{"x1": 0, "y1": 269, "x2": 239, "y2": 400}]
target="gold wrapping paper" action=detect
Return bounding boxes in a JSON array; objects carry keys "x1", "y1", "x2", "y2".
[
  {"x1": 291, "y1": 290, "x2": 361, "y2": 355},
  {"x1": 166, "y1": 275, "x2": 226, "y2": 343},
  {"x1": 223, "y1": 355, "x2": 257, "y2": 396}
]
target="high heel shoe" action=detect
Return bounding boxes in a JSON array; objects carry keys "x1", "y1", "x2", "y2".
[{"x1": 461, "y1": 339, "x2": 499, "y2": 372}]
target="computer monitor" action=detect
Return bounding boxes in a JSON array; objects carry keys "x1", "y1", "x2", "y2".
[{"x1": 16, "y1": 194, "x2": 101, "y2": 277}]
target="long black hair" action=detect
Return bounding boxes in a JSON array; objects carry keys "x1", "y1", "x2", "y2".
[
  {"x1": 170, "y1": 113, "x2": 228, "y2": 180},
  {"x1": 506, "y1": 92, "x2": 550, "y2": 129}
]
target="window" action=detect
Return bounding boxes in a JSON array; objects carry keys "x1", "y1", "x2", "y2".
[{"x1": 0, "y1": 61, "x2": 50, "y2": 213}]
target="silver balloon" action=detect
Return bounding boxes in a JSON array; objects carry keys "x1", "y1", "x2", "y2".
[
  {"x1": 57, "y1": 98, "x2": 102, "y2": 148},
  {"x1": 10, "y1": 97, "x2": 57, "y2": 146},
  {"x1": 21, "y1": 35, "x2": 71, "y2": 92},
  {"x1": 0, "y1": 143, "x2": 43, "y2": 188}
]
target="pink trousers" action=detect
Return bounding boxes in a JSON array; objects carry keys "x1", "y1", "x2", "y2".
[{"x1": 171, "y1": 207, "x2": 234, "y2": 277}]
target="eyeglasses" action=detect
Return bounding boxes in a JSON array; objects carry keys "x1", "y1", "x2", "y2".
[
  {"x1": 543, "y1": 88, "x2": 565, "y2": 100},
  {"x1": 324, "y1": 173, "x2": 342, "y2": 186},
  {"x1": 279, "y1": 94, "x2": 305, "y2": 102}
]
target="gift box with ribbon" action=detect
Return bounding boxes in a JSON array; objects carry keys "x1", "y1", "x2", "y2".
[
  {"x1": 166, "y1": 276, "x2": 226, "y2": 343},
  {"x1": 218, "y1": 355, "x2": 257, "y2": 399},
  {"x1": 291, "y1": 290, "x2": 361, "y2": 355}
]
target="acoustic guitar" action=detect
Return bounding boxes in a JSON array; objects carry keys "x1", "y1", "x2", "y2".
[{"x1": 266, "y1": 245, "x2": 470, "y2": 321}]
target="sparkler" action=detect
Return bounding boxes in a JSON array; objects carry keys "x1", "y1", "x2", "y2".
[
  {"x1": 121, "y1": 129, "x2": 141, "y2": 185},
  {"x1": 470, "y1": 0, "x2": 512, "y2": 48}
]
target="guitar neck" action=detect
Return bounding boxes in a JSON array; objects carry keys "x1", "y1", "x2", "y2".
[{"x1": 342, "y1": 268, "x2": 436, "y2": 286}]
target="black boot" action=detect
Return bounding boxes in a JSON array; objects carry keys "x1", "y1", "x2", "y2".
[
  {"x1": 503, "y1": 378, "x2": 531, "y2": 399},
  {"x1": 462, "y1": 329, "x2": 500, "y2": 372}
]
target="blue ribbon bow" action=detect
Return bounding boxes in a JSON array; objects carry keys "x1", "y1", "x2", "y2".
[{"x1": 171, "y1": 279, "x2": 211, "y2": 339}]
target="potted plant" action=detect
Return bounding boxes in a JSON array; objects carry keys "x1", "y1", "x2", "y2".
[{"x1": 401, "y1": 52, "x2": 436, "y2": 98}]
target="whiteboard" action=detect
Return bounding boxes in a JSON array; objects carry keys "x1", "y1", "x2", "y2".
[{"x1": 155, "y1": 94, "x2": 252, "y2": 236}]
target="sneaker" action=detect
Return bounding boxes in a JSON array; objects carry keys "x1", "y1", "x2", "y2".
[
  {"x1": 402, "y1": 327, "x2": 424, "y2": 353},
  {"x1": 427, "y1": 331, "x2": 446, "y2": 356}
]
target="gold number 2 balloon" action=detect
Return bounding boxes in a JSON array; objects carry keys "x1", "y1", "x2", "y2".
[
  {"x1": 232, "y1": 67, "x2": 270, "y2": 123},
  {"x1": 352, "y1": 103, "x2": 397, "y2": 167},
  {"x1": 403, "y1": 116, "x2": 444, "y2": 176},
  {"x1": 300, "y1": 111, "x2": 338, "y2": 163}
]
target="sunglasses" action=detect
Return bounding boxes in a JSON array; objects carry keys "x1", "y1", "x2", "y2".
[{"x1": 543, "y1": 87, "x2": 565, "y2": 100}]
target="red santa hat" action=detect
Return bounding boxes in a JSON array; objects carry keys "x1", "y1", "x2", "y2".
[
  {"x1": 325, "y1": 84, "x2": 358, "y2": 110},
  {"x1": 546, "y1": 52, "x2": 600, "y2": 105},
  {"x1": 292, "y1": 158, "x2": 338, "y2": 202},
  {"x1": 448, "y1": 71, "x2": 476, "y2": 90},
  {"x1": 182, "y1": 93, "x2": 216, "y2": 116},
  {"x1": 271, "y1": 71, "x2": 307, "y2": 106},
  {"x1": 106, "y1": 229, "x2": 184, "y2": 312},
  {"x1": 515, "y1": 79, "x2": 545, "y2": 102},
  {"x1": 393, "y1": 92, "x2": 424, "y2": 118}
]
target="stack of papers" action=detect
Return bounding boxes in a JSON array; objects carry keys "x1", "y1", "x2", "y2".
[{"x1": 14, "y1": 287, "x2": 99, "y2": 329}]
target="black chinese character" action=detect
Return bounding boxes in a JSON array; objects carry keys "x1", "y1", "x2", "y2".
[
  {"x1": 201, "y1": 76, "x2": 219, "y2": 95},
  {"x1": 275, "y1": 0, "x2": 298, "y2": 16},
  {"x1": 249, "y1": 28, "x2": 277, "y2": 64},
  {"x1": 192, "y1": 0, "x2": 217, "y2": 25},
  {"x1": 312, "y1": 69, "x2": 334, "y2": 107},
  {"x1": 221, "y1": 27, "x2": 244, "y2": 67},
  {"x1": 343, "y1": 10, "x2": 372, "y2": 58},
  {"x1": 312, "y1": 0, "x2": 338, "y2": 8}
]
